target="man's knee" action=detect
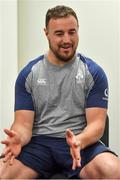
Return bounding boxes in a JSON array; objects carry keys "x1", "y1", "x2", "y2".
[
  {"x1": 103, "y1": 156, "x2": 120, "y2": 178},
  {"x1": 0, "y1": 159, "x2": 38, "y2": 179},
  {"x1": 80, "y1": 153, "x2": 120, "y2": 179}
]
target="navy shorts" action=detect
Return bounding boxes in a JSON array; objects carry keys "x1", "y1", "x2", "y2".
[{"x1": 16, "y1": 135, "x2": 116, "y2": 178}]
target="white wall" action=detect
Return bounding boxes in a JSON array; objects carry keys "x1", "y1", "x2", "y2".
[
  {"x1": 118, "y1": 0, "x2": 120, "y2": 152},
  {"x1": 0, "y1": 0, "x2": 18, "y2": 153},
  {"x1": 18, "y1": 0, "x2": 120, "y2": 156},
  {"x1": 0, "y1": 0, "x2": 2, "y2": 145}
]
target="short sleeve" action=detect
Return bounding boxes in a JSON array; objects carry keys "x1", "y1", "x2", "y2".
[
  {"x1": 85, "y1": 61, "x2": 109, "y2": 109},
  {"x1": 14, "y1": 69, "x2": 34, "y2": 111}
]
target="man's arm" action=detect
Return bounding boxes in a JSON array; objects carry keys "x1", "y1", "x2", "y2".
[
  {"x1": 66, "y1": 107, "x2": 107, "y2": 169},
  {"x1": 76, "y1": 107, "x2": 107, "y2": 149},
  {"x1": 11, "y1": 110, "x2": 35, "y2": 146}
]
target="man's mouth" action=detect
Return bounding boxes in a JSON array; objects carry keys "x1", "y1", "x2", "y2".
[{"x1": 60, "y1": 44, "x2": 72, "y2": 49}]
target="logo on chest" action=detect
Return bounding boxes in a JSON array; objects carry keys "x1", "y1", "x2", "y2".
[
  {"x1": 37, "y1": 78, "x2": 47, "y2": 85},
  {"x1": 75, "y1": 71, "x2": 84, "y2": 84}
]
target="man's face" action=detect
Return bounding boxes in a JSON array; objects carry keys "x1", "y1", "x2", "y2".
[{"x1": 45, "y1": 15, "x2": 79, "y2": 62}]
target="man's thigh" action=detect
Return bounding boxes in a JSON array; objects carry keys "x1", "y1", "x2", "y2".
[
  {"x1": 0, "y1": 135, "x2": 57, "y2": 179},
  {"x1": 0, "y1": 158, "x2": 38, "y2": 179},
  {"x1": 16, "y1": 135, "x2": 59, "y2": 178}
]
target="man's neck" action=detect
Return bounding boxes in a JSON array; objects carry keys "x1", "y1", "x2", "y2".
[{"x1": 47, "y1": 51, "x2": 76, "y2": 67}]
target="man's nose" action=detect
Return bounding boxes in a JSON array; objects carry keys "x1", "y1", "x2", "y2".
[{"x1": 63, "y1": 33, "x2": 71, "y2": 43}]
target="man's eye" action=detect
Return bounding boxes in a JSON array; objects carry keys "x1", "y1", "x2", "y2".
[
  {"x1": 55, "y1": 33, "x2": 63, "y2": 36},
  {"x1": 69, "y1": 31, "x2": 76, "y2": 35}
]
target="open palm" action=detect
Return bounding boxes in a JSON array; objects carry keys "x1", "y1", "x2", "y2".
[
  {"x1": 66, "y1": 129, "x2": 81, "y2": 170},
  {"x1": 1, "y1": 129, "x2": 22, "y2": 165}
]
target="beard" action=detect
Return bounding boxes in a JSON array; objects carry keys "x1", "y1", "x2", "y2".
[{"x1": 49, "y1": 40, "x2": 77, "y2": 62}]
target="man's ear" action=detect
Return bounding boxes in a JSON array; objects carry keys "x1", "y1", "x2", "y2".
[{"x1": 44, "y1": 28, "x2": 48, "y2": 36}]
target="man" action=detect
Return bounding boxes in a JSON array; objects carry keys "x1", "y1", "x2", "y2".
[{"x1": 0, "y1": 5, "x2": 120, "y2": 179}]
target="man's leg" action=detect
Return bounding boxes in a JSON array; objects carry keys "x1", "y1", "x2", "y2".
[
  {"x1": 79, "y1": 152, "x2": 120, "y2": 179},
  {"x1": 0, "y1": 158, "x2": 39, "y2": 179}
]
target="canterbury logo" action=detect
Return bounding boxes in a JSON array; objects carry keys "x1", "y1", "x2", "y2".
[{"x1": 37, "y1": 79, "x2": 47, "y2": 85}]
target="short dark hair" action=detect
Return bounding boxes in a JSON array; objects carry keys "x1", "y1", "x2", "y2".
[{"x1": 45, "y1": 5, "x2": 79, "y2": 28}]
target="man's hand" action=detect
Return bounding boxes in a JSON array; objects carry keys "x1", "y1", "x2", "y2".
[
  {"x1": 1, "y1": 129, "x2": 22, "y2": 165},
  {"x1": 66, "y1": 129, "x2": 81, "y2": 170}
]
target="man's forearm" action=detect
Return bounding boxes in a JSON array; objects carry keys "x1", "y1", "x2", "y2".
[{"x1": 76, "y1": 123, "x2": 105, "y2": 150}]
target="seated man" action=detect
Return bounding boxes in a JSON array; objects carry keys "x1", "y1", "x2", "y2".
[{"x1": 0, "y1": 5, "x2": 120, "y2": 179}]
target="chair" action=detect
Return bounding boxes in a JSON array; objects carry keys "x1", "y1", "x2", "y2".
[{"x1": 100, "y1": 115, "x2": 109, "y2": 146}]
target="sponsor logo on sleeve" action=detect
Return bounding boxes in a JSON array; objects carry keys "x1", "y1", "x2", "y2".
[{"x1": 102, "y1": 88, "x2": 108, "y2": 101}]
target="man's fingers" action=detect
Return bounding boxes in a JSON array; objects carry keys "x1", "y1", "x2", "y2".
[
  {"x1": 75, "y1": 148, "x2": 80, "y2": 158},
  {"x1": 0, "y1": 147, "x2": 11, "y2": 159},
  {"x1": 66, "y1": 129, "x2": 81, "y2": 169},
  {"x1": 3, "y1": 152, "x2": 12, "y2": 163},
  {"x1": 76, "y1": 158, "x2": 81, "y2": 167},
  {"x1": 73, "y1": 141, "x2": 80, "y2": 147},
  {"x1": 9, "y1": 155, "x2": 15, "y2": 165},
  {"x1": 71, "y1": 157, "x2": 81, "y2": 170},
  {"x1": 4, "y1": 129, "x2": 15, "y2": 137},
  {"x1": 4, "y1": 147, "x2": 11, "y2": 155},
  {"x1": 70, "y1": 148, "x2": 81, "y2": 169},
  {"x1": 70, "y1": 145, "x2": 80, "y2": 160},
  {"x1": 70, "y1": 148, "x2": 75, "y2": 159},
  {"x1": 75, "y1": 151, "x2": 81, "y2": 167},
  {"x1": 1, "y1": 139, "x2": 9, "y2": 146},
  {"x1": 72, "y1": 158, "x2": 76, "y2": 170},
  {"x1": 70, "y1": 148, "x2": 76, "y2": 169},
  {"x1": 66, "y1": 129, "x2": 74, "y2": 138}
]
